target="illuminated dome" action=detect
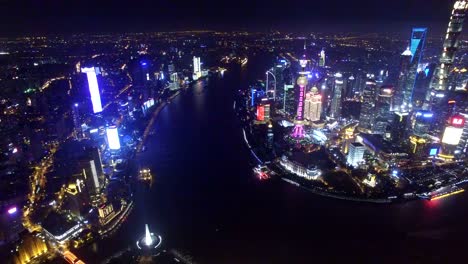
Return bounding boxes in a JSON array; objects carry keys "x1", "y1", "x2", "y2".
[{"x1": 401, "y1": 47, "x2": 412, "y2": 56}]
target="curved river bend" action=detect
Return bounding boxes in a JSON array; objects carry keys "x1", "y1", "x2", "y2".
[{"x1": 79, "y1": 56, "x2": 468, "y2": 263}]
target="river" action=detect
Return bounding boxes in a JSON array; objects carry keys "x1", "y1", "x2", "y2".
[{"x1": 78, "y1": 55, "x2": 468, "y2": 263}]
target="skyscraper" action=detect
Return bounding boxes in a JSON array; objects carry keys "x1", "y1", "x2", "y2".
[
  {"x1": 392, "y1": 111, "x2": 410, "y2": 145},
  {"x1": 283, "y1": 84, "x2": 295, "y2": 116},
  {"x1": 358, "y1": 79, "x2": 377, "y2": 132},
  {"x1": 106, "y1": 126, "x2": 121, "y2": 150},
  {"x1": 430, "y1": 1, "x2": 468, "y2": 97},
  {"x1": 395, "y1": 47, "x2": 413, "y2": 109},
  {"x1": 318, "y1": 49, "x2": 326, "y2": 67},
  {"x1": 81, "y1": 67, "x2": 103, "y2": 113},
  {"x1": 330, "y1": 73, "x2": 343, "y2": 119},
  {"x1": 304, "y1": 87, "x2": 322, "y2": 122},
  {"x1": 347, "y1": 143, "x2": 365, "y2": 167},
  {"x1": 405, "y1": 28, "x2": 427, "y2": 106},
  {"x1": 192, "y1": 56, "x2": 202, "y2": 80}
]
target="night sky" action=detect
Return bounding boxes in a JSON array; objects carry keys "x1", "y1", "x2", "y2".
[{"x1": 0, "y1": 0, "x2": 458, "y2": 35}]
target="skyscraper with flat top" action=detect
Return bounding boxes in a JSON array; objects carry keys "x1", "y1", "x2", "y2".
[
  {"x1": 304, "y1": 87, "x2": 322, "y2": 122},
  {"x1": 404, "y1": 28, "x2": 427, "y2": 107},
  {"x1": 358, "y1": 79, "x2": 377, "y2": 132},
  {"x1": 330, "y1": 73, "x2": 343, "y2": 119}
]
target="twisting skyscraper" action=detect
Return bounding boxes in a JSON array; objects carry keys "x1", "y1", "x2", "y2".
[{"x1": 430, "y1": 1, "x2": 468, "y2": 96}]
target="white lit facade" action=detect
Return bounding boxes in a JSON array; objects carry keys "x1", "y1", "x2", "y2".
[
  {"x1": 82, "y1": 67, "x2": 103, "y2": 113},
  {"x1": 193, "y1": 56, "x2": 202, "y2": 80},
  {"x1": 106, "y1": 126, "x2": 121, "y2": 150},
  {"x1": 347, "y1": 142, "x2": 365, "y2": 167},
  {"x1": 304, "y1": 91, "x2": 322, "y2": 122}
]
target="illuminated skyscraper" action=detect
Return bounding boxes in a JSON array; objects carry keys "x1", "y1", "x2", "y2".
[
  {"x1": 404, "y1": 28, "x2": 427, "y2": 106},
  {"x1": 283, "y1": 84, "x2": 295, "y2": 116},
  {"x1": 106, "y1": 126, "x2": 121, "y2": 150},
  {"x1": 440, "y1": 114, "x2": 466, "y2": 159},
  {"x1": 430, "y1": 1, "x2": 468, "y2": 96},
  {"x1": 82, "y1": 67, "x2": 103, "y2": 113},
  {"x1": 358, "y1": 79, "x2": 377, "y2": 132},
  {"x1": 291, "y1": 57, "x2": 309, "y2": 138},
  {"x1": 304, "y1": 87, "x2": 322, "y2": 122},
  {"x1": 330, "y1": 73, "x2": 343, "y2": 119},
  {"x1": 392, "y1": 111, "x2": 410, "y2": 144},
  {"x1": 395, "y1": 47, "x2": 412, "y2": 109},
  {"x1": 72, "y1": 103, "x2": 82, "y2": 139},
  {"x1": 193, "y1": 56, "x2": 202, "y2": 80},
  {"x1": 347, "y1": 143, "x2": 365, "y2": 167},
  {"x1": 77, "y1": 147, "x2": 104, "y2": 198},
  {"x1": 318, "y1": 49, "x2": 326, "y2": 67}
]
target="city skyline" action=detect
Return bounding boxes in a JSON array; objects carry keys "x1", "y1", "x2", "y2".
[
  {"x1": 0, "y1": 0, "x2": 462, "y2": 35},
  {"x1": 1, "y1": 1, "x2": 468, "y2": 263}
]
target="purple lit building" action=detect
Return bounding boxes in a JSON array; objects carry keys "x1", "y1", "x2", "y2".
[{"x1": 291, "y1": 57, "x2": 309, "y2": 139}]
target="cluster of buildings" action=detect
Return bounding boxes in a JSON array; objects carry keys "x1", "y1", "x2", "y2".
[
  {"x1": 0, "y1": 30, "x2": 214, "y2": 262},
  {"x1": 247, "y1": 1, "x2": 468, "y2": 194}
]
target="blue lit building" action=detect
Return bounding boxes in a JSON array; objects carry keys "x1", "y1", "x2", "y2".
[{"x1": 404, "y1": 28, "x2": 427, "y2": 107}]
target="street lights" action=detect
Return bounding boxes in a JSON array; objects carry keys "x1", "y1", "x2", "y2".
[{"x1": 265, "y1": 70, "x2": 276, "y2": 101}]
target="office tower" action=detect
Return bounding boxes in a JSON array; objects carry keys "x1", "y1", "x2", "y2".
[
  {"x1": 256, "y1": 103, "x2": 270, "y2": 122},
  {"x1": 192, "y1": 56, "x2": 202, "y2": 80},
  {"x1": 170, "y1": 73, "x2": 179, "y2": 90},
  {"x1": 392, "y1": 111, "x2": 410, "y2": 144},
  {"x1": 250, "y1": 87, "x2": 266, "y2": 107},
  {"x1": 411, "y1": 110, "x2": 434, "y2": 136},
  {"x1": 304, "y1": 87, "x2": 322, "y2": 122},
  {"x1": 318, "y1": 49, "x2": 326, "y2": 67},
  {"x1": 430, "y1": 1, "x2": 468, "y2": 97},
  {"x1": 395, "y1": 47, "x2": 413, "y2": 109},
  {"x1": 404, "y1": 28, "x2": 427, "y2": 106},
  {"x1": 347, "y1": 142, "x2": 365, "y2": 167},
  {"x1": 283, "y1": 84, "x2": 295, "y2": 116},
  {"x1": 456, "y1": 113, "x2": 468, "y2": 156},
  {"x1": 358, "y1": 79, "x2": 377, "y2": 132},
  {"x1": 168, "y1": 64, "x2": 175, "y2": 73},
  {"x1": 106, "y1": 126, "x2": 121, "y2": 150},
  {"x1": 440, "y1": 114, "x2": 466, "y2": 159},
  {"x1": 372, "y1": 86, "x2": 394, "y2": 134},
  {"x1": 330, "y1": 73, "x2": 343, "y2": 119},
  {"x1": 273, "y1": 61, "x2": 286, "y2": 101},
  {"x1": 78, "y1": 147, "x2": 104, "y2": 197},
  {"x1": 72, "y1": 103, "x2": 82, "y2": 139},
  {"x1": 345, "y1": 75, "x2": 356, "y2": 99},
  {"x1": 81, "y1": 67, "x2": 103, "y2": 113}
]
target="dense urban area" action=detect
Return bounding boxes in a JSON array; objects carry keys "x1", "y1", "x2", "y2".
[{"x1": 1, "y1": 1, "x2": 468, "y2": 263}]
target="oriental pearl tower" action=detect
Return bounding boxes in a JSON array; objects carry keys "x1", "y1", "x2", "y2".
[{"x1": 291, "y1": 46, "x2": 309, "y2": 138}]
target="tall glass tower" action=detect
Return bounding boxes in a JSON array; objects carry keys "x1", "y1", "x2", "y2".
[
  {"x1": 358, "y1": 79, "x2": 377, "y2": 132},
  {"x1": 404, "y1": 28, "x2": 427, "y2": 106},
  {"x1": 330, "y1": 73, "x2": 343, "y2": 119},
  {"x1": 428, "y1": 1, "x2": 468, "y2": 101}
]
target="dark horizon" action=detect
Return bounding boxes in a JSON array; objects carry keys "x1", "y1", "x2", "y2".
[{"x1": 0, "y1": 0, "x2": 458, "y2": 37}]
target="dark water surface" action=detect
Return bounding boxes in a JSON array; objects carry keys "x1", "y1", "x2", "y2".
[{"x1": 78, "y1": 56, "x2": 468, "y2": 263}]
